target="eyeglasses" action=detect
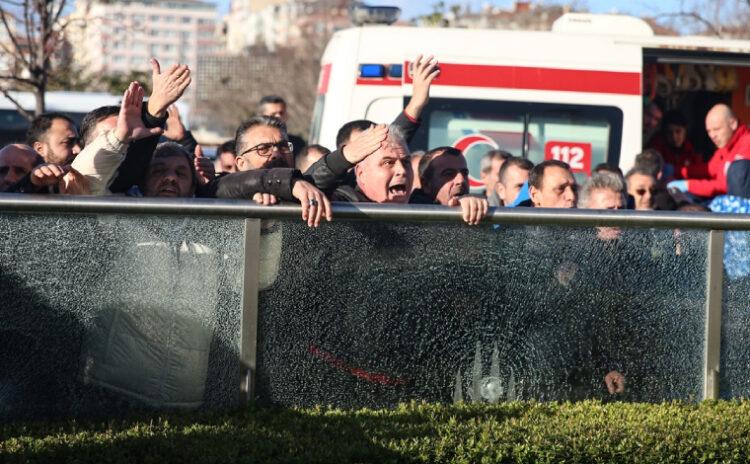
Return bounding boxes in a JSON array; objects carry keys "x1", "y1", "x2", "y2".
[
  {"x1": 635, "y1": 188, "x2": 656, "y2": 196},
  {"x1": 239, "y1": 140, "x2": 293, "y2": 158}
]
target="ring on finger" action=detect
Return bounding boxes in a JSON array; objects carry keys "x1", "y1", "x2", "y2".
[{"x1": 308, "y1": 198, "x2": 318, "y2": 207}]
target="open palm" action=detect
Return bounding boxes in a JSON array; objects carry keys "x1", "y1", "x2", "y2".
[{"x1": 116, "y1": 81, "x2": 163, "y2": 143}]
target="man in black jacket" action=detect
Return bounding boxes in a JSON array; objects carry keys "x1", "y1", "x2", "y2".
[{"x1": 304, "y1": 55, "x2": 440, "y2": 193}]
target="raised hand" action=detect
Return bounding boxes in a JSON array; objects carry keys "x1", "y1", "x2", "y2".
[
  {"x1": 405, "y1": 54, "x2": 440, "y2": 120},
  {"x1": 147, "y1": 58, "x2": 191, "y2": 118},
  {"x1": 163, "y1": 104, "x2": 187, "y2": 141},
  {"x1": 448, "y1": 195, "x2": 488, "y2": 225},
  {"x1": 194, "y1": 145, "x2": 215, "y2": 186},
  {"x1": 292, "y1": 179, "x2": 332, "y2": 228},
  {"x1": 341, "y1": 124, "x2": 388, "y2": 165},
  {"x1": 115, "y1": 81, "x2": 163, "y2": 143}
]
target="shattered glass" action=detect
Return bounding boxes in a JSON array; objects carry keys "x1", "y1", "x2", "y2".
[
  {"x1": 720, "y1": 229, "x2": 750, "y2": 398},
  {"x1": 256, "y1": 221, "x2": 708, "y2": 407},
  {"x1": 0, "y1": 213, "x2": 244, "y2": 420},
  {"x1": 0, "y1": 210, "x2": 719, "y2": 417}
]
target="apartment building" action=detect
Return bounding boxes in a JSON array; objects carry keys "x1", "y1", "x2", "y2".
[
  {"x1": 67, "y1": 0, "x2": 220, "y2": 75},
  {"x1": 224, "y1": 0, "x2": 350, "y2": 53}
]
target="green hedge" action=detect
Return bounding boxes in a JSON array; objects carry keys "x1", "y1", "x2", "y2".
[{"x1": 2, "y1": 400, "x2": 750, "y2": 463}]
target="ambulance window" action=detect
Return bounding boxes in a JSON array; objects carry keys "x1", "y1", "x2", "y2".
[
  {"x1": 409, "y1": 98, "x2": 622, "y2": 185},
  {"x1": 426, "y1": 110, "x2": 525, "y2": 181},
  {"x1": 527, "y1": 111, "x2": 614, "y2": 178}
]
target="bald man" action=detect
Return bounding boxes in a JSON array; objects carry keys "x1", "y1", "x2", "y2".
[
  {"x1": 668, "y1": 104, "x2": 750, "y2": 197},
  {"x1": 0, "y1": 144, "x2": 41, "y2": 191}
]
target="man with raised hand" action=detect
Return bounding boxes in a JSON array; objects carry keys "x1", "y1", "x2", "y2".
[
  {"x1": 306, "y1": 54, "x2": 440, "y2": 193},
  {"x1": 77, "y1": 58, "x2": 192, "y2": 194}
]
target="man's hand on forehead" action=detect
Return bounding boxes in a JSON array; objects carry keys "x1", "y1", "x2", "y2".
[{"x1": 342, "y1": 123, "x2": 388, "y2": 165}]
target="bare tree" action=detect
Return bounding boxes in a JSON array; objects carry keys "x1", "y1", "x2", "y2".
[
  {"x1": 0, "y1": 0, "x2": 72, "y2": 120},
  {"x1": 653, "y1": 0, "x2": 750, "y2": 38}
]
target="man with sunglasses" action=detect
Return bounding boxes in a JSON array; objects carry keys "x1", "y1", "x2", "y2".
[{"x1": 625, "y1": 167, "x2": 656, "y2": 210}]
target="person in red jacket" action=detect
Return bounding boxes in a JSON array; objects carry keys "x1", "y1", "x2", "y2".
[
  {"x1": 648, "y1": 110, "x2": 703, "y2": 180},
  {"x1": 668, "y1": 104, "x2": 750, "y2": 198}
]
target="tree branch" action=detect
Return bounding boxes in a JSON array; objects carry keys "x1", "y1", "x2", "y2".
[
  {"x1": 654, "y1": 11, "x2": 723, "y2": 37},
  {"x1": 0, "y1": 5, "x2": 32, "y2": 69},
  {"x1": 0, "y1": 88, "x2": 34, "y2": 121},
  {"x1": 0, "y1": 74, "x2": 37, "y2": 85}
]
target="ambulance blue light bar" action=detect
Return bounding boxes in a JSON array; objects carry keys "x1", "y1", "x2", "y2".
[
  {"x1": 359, "y1": 64, "x2": 386, "y2": 78},
  {"x1": 389, "y1": 64, "x2": 403, "y2": 78}
]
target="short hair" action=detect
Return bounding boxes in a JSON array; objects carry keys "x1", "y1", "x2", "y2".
[
  {"x1": 578, "y1": 172, "x2": 626, "y2": 208},
  {"x1": 217, "y1": 139, "x2": 236, "y2": 157},
  {"x1": 418, "y1": 146, "x2": 462, "y2": 184},
  {"x1": 480, "y1": 149, "x2": 512, "y2": 173},
  {"x1": 149, "y1": 141, "x2": 197, "y2": 188},
  {"x1": 662, "y1": 110, "x2": 687, "y2": 128},
  {"x1": 498, "y1": 156, "x2": 534, "y2": 184},
  {"x1": 259, "y1": 95, "x2": 286, "y2": 106},
  {"x1": 234, "y1": 116, "x2": 288, "y2": 156},
  {"x1": 634, "y1": 149, "x2": 664, "y2": 177},
  {"x1": 593, "y1": 162, "x2": 624, "y2": 177},
  {"x1": 384, "y1": 124, "x2": 408, "y2": 152},
  {"x1": 26, "y1": 112, "x2": 76, "y2": 145},
  {"x1": 336, "y1": 119, "x2": 374, "y2": 150},
  {"x1": 625, "y1": 166, "x2": 657, "y2": 181},
  {"x1": 528, "y1": 159, "x2": 571, "y2": 190},
  {"x1": 301, "y1": 144, "x2": 331, "y2": 158},
  {"x1": 258, "y1": 95, "x2": 286, "y2": 113},
  {"x1": 80, "y1": 106, "x2": 119, "y2": 147}
]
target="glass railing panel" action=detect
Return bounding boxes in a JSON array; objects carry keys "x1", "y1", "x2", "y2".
[
  {"x1": 255, "y1": 220, "x2": 709, "y2": 407},
  {"x1": 0, "y1": 212, "x2": 245, "y2": 420},
  {"x1": 720, "y1": 229, "x2": 750, "y2": 398}
]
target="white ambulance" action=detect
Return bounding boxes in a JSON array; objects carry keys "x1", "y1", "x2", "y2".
[{"x1": 309, "y1": 13, "x2": 750, "y2": 188}]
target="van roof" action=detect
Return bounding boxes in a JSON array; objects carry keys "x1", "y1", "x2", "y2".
[{"x1": 333, "y1": 18, "x2": 750, "y2": 58}]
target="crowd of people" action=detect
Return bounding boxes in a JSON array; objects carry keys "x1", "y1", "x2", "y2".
[
  {"x1": 5, "y1": 54, "x2": 750, "y2": 410},
  {"x1": 4, "y1": 55, "x2": 748, "y2": 294},
  {"x1": 1, "y1": 54, "x2": 750, "y2": 230}
]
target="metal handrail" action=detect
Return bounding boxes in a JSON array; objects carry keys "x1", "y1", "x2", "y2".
[{"x1": 0, "y1": 193, "x2": 749, "y2": 230}]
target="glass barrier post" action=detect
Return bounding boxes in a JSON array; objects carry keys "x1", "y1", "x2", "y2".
[
  {"x1": 239, "y1": 218, "x2": 261, "y2": 405},
  {"x1": 704, "y1": 230, "x2": 724, "y2": 400}
]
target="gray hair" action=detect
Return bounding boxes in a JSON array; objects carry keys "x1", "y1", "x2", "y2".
[
  {"x1": 385, "y1": 124, "x2": 410, "y2": 155},
  {"x1": 234, "y1": 116, "x2": 288, "y2": 155},
  {"x1": 578, "y1": 172, "x2": 626, "y2": 208}
]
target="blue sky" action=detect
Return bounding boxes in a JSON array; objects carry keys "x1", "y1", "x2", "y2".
[{"x1": 216, "y1": 1, "x2": 686, "y2": 18}]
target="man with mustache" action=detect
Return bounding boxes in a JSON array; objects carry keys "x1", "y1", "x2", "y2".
[{"x1": 411, "y1": 146, "x2": 488, "y2": 225}]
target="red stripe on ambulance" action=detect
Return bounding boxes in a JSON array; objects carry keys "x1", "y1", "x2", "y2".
[{"x1": 402, "y1": 63, "x2": 641, "y2": 95}]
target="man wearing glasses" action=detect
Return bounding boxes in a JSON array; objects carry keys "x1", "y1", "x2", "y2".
[{"x1": 229, "y1": 115, "x2": 331, "y2": 227}]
